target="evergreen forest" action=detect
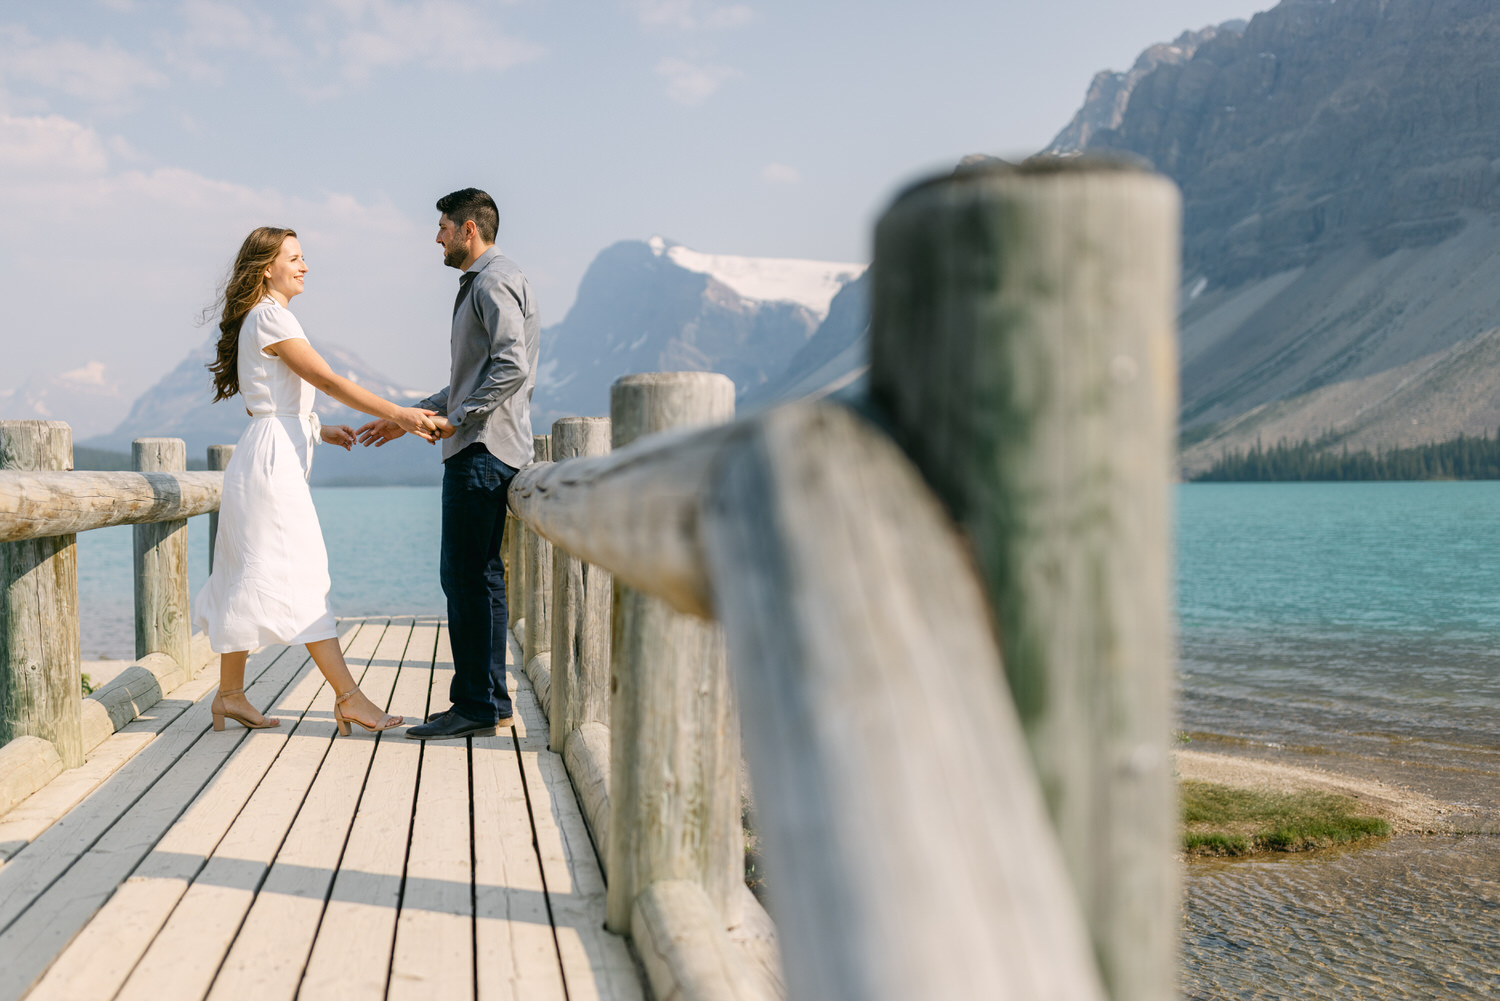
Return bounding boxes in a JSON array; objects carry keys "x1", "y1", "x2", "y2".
[{"x1": 1192, "y1": 429, "x2": 1500, "y2": 482}]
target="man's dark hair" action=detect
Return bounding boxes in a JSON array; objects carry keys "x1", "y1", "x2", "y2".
[{"x1": 436, "y1": 188, "x2": 499, "y2": 244}]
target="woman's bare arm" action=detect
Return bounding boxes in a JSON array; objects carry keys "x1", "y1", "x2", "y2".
[{"x1": 269, "y1": 338, "x2": 437, "y2": 441}]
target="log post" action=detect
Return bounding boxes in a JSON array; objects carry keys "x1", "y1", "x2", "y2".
[
  {"x1": 605, "y1": 372, "x2": 739, "y2": 934},
  {"x1": 503, "y1": 514, "x2": 516, "y2": 626},
  {"x1": 133, "y1": 438, "x2": 191, "y2": 672},
  {"x1": 0, "y1": 421, "x2": 83, "y2": 768},
  {"x1": 505, "y1": 513, "x2": 523, "y2": 630},
  {"x1": 548, "y1": 416, "x2": 612, "y2": 754},
  {"x1": 868, "y1": 157, "x2": 1181, "y2": 1001},
  {"x1": 701, "y1": 402, "x2": 1107, "y2": 1001},
  {"x1": 206, "y1": 444, "x2": 234, "y2": 573},
  {"x1": 523, "y1": 434, "x2": 553, "y2": 703}
]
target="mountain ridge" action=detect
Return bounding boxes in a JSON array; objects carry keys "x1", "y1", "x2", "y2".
[
  {"x1": 531, "y1": 237, "x2": 864, "y2": 428},
  {"x1": 1052, "y1": 0, "x2": 1500, "y2": 471},
  {"x1": 76, "y1": 236, "x2": 867, "y2": 483}
]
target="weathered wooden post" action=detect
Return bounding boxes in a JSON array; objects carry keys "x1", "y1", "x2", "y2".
[
  {"x1": 133, "y1": 438, "x2": 191, "y2": 673},
  {"x1": 505, "y1": 513, "x2": 522, "y2": 629},
  {"x1": 869, "y1": 156, "x2": 1180, "y2": 1001},
  {"x1": 0, "y1": 421, "x2": 84, "y2": 767},
  {"x1": 605, "y1": 373, "x2": 740, "y2": 935},
  {"x1": 523, "y1": 434, "x2": 553, "y2": 704},
  {"x1": 502, "y1": 515, "x2": 515, "y2": 626},
  {"x1": 206, "y1": 444, "x2": 234, "y2": 573},
  {"x1": 548, "y1": 416, "x2": 612, "y2": 753}
]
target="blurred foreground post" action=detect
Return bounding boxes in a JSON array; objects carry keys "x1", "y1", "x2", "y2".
[
  {"x1": 869, "y1": 157, "x2": 1181, "y2": 1001},
  {"x1": 605, "y1": 372, "x2": 739, "y2": 934},
  {"x1": 133, "y1": 438, "x2": 191, "y2": 673},
  {"x1": 206, "y1": 444, "x2": 234, "y2": 573},
  {"x1": 0, "y1": 421, "x2": 83, "y2": 767}
]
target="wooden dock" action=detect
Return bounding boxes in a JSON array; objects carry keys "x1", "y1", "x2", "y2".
[{"x1": 0, "y1": 617, "x2": 642, "y2": 1001}]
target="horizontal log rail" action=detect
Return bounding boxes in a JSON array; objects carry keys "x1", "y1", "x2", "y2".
[
  {"x1": 507, "y1": 424, "x2": 730, "y2": 619},
  {"x1": 2, "y1": 425, "x2": 228, "y2": 804},
  {"x1": 0, "y1": 470, "x2": 224, "y2": 543}
]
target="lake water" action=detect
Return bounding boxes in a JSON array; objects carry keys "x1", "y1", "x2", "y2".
[
  {"x1": 72, "y1": 481, "x2": 1500, "y2": 997},
  {"x1": 1177, "y1": 482, "x2": 1500, "y2": 1000},
  {"x1": 77, "y1": 486, "x2": 446, "y2": 660},
  {"x1": 1179, "y1": 481, "x2": 1500, "y2": 764}
]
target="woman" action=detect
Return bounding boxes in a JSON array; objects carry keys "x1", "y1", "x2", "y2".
[{"x1": 192, "y1": 226, "x2": 438, "y2": 735}]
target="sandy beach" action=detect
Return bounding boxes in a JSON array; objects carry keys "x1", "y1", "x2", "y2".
[{"x1": 1173, "y1": 747, "x2": 1477, "y2": 836}]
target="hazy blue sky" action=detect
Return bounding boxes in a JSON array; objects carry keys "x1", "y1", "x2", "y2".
[{"x1": 1, "y1": 0, "x2": 1266, "y2": 424}]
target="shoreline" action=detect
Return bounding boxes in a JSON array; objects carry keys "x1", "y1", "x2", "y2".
[{"x1": 1174, "y1": 747, "x2": 1464, "y2": 837}]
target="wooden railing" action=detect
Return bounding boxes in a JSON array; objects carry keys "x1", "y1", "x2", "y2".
[
  {"x1": 505, "y1": 158, "x2": 1180, "y2": 1001},
  {"x1": 0, "y1": 426, "x2": 226, "y2": 811}
]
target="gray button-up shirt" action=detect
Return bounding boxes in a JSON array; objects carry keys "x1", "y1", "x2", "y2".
[{"x1": 417, "y1": 247, "x2": 540, "y2": 468}]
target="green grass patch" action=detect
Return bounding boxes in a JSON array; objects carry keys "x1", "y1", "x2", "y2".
[{"x1": 1181, "y1": 781, "x2": 1390, "y2": 856}]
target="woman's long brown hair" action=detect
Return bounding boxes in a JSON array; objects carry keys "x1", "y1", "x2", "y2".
[{"x1": 207, "y1": 227, "x2": 296, "y2": 402}]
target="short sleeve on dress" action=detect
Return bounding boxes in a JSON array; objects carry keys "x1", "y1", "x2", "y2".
[{"x1": 249, "y1": 300, "x2": 308, "y2": 358}]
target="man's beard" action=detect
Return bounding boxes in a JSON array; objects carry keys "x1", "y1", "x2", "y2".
[{"x1": 443, "y1": 239, "x2": 470, "y2": 268}]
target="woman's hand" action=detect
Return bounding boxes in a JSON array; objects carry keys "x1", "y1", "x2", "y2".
[
  {"x1": 320, "y1": 424, "x2": 357, "y2": 450},
  {"x1": 392, "y1": 407, "x2": 440, "y2": 443},
  {"x1": 355, "y1": 419, "x2": 402, "y2": 447}
]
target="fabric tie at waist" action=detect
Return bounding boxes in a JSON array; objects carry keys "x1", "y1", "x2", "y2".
[{"x1": 250, "y1": 411, "x2": 321, "y2": 438}]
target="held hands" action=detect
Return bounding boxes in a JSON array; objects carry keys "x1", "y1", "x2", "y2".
[
  {"x1": 396, "y1": 407, "x2": 441, "y2": 443},
  {"x1": 319, "y1": 424, "x2": 357, "y2": 450},
  {"x1": 355, "y1": 410, "x2": 453, "y2": 447}
]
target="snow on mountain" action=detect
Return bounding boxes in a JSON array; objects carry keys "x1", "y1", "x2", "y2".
[
  {"x1": 647, "y1": 236, "x2": 866, "y2": 321},
  {"x1": 533, "y1": 237, "x2": 867, "y2": 429}
]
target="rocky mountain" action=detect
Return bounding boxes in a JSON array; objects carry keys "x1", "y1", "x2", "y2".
[
  {"x1": 533, "y1": 237, "x2": 865, "y2": 427},
  {"x1": 742, "y1": 271, "x2": 870, "y2": 408},
  {"x1": 1049, "y1": 0, "x2": 1500, "y2": 472},
  {"x1": 84, "y1": 340, "x2": 442, "y2": 486},
  {"x1": 1047, "y1": 21, "x2": 1246, "y2": 156}
]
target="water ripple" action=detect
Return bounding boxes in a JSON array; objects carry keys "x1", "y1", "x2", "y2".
[{"x1": 1183, "y1": 836, "x2": 1500, "y2": 999}]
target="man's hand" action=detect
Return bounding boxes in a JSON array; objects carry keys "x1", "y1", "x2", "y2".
[
  {"x1": 431, "y1": 416, "x2": 456, "y2": 440},
  {"x1": 356, "y1": 419, "x2": 405, "y2": 447},
  {"x1": 320, "y1": 424, "x2": 357, "y2": 450}
]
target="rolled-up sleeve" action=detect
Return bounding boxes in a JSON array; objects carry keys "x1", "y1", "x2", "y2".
[
  {"x1": 449, "y1": 278, "x2": 529, "y2": 428},
  {"x1": 416, "y1": 386, "x2": 450, "y2": 415}
]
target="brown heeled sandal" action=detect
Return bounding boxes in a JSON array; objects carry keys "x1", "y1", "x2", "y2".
[
  {"x1": 211, "y1": 688, "x2": 281, "y2": 731},
  {"x1": 333, "y1": 688, "x2": 403, "y2": 736}
]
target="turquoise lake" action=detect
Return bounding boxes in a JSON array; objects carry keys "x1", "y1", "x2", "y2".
[
  {"x1": 1177, "y1": 481, "x2": 1500, "y2": 769},
  {"x1": 75, "y1": 481, "x2": 1500, "y2": 758}
]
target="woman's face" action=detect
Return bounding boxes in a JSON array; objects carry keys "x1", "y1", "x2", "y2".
[{"x1": 265, "y1": 236, "x2": 307, "y2": 301}]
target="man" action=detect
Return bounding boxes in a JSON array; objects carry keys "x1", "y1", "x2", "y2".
[{"x1": 357, "y1": 188, "x2": 540, "y2": 739}]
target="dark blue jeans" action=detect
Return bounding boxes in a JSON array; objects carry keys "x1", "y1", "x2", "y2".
[{"x1": 440, "y1": 442, "x2": 517, "y2": 723}]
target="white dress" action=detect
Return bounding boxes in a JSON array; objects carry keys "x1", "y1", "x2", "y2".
[{"x1": 191, "y1": 297, "x2": 339, "y2": 653}]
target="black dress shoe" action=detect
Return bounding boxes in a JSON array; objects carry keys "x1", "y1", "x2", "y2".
[
  {"x1": 406, "y1": 711, "x2": 496, "y2": 740},
  {"x1": 425, "y1": 708, "x2": 516, "y2": 726}
]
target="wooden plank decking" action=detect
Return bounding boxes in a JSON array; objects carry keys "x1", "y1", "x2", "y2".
[{"x1": 0, "y1": 617, "x2": 643, "y2": 1001}]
